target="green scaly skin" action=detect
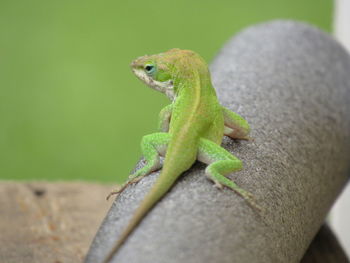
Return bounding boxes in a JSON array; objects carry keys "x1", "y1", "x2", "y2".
[{"x1": 103, "y1": 48, "x2": 259, "y2": 263}]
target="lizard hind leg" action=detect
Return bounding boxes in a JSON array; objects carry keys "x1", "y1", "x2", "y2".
[
  {"x1": 198, "y1": 138, "x2": 260, "y2": 212},
  {"x1": 107, "y1": 132, "x2": 170, "y2": 200},
  {"x1": 222, "y1": 106, "x2": 250, "y2": 140}
]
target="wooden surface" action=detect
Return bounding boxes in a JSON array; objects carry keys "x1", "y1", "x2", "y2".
[{"x1": 0, "y1": 182, "x2": 112, "y2": 263}]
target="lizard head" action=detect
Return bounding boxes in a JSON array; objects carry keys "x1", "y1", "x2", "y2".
[
  {"x1": 131, "y1": 49, "x2": 178, "y2": 100},
  {"x1": 131, "y1": 48, "x2": 206, "y2": 100}
]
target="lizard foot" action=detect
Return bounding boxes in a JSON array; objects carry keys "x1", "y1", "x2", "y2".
[
  {"x1": 106, "y1": 174, "x2": 148, "y2": 201},
  {"x1": 106, "y1": 186, "x2": 124, "y2": 201},
  {"x1": 209, "y1": 176, "x2": 262, "y2": 214}
]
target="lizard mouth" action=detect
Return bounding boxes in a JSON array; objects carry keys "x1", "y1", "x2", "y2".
[
  {"x1": 132, "y1": 68, "x2": 158, "y2": 88},
  {"x1": 132, "y1": 68, "x2": 175, "y2": 100}
]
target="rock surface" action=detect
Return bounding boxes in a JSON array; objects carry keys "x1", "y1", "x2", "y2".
[{"x1": 86, "y1": 20, "x2": 350, "y2": 263}]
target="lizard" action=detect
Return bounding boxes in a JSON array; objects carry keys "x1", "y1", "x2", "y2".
[{"x1": 103, "y1": 48, "x2": 259, "y2": 263}]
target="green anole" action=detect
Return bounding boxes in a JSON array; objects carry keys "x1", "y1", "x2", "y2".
[{"x1": 103, "y1": 48, "x2": 258, "y2": 263}]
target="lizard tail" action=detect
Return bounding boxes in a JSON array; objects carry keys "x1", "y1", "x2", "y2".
[{"x1": 102, "y1": 167, "x2": 184, "y2": 263}]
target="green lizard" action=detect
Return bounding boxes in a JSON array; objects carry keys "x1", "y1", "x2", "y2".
[{"x1": 103, "y1": 48, "x2": 258, "y2": 263}]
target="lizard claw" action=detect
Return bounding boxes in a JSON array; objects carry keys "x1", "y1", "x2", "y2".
[
  {"x1": 213, "y1": 181, "x2": 224, "y2": 190},
  {"x1": 106, "y1": 188, "x2": 122, "y2": 201},
  {"x1": 106, "y1": 174, "x2": 148, "y2": 201},
  {"x1": 239, "y1": 136, "x2": 254, "y2": 141}
]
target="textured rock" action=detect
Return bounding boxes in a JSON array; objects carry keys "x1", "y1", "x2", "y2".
[{"x1": 85, "y1": 21, "x2": 350, "y2": 263}]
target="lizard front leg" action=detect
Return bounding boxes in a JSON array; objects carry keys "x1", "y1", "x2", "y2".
[
  {"x1": 197, "y1": 138, "x2": 260, "y2": 212},
  {"x1": 222, "y1": 106, "x2": 251, "y2": 140},
  {"x1": 107, "y1": 132, "x2": 170, "y2": 200},
  {"x1": 158, "y1": 104, "x2": 173, "y2": 132}
]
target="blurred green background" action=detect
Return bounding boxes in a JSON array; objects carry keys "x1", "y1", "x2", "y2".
[{"x1": 0, "y1": 0, "x2": 332, "y2": 183}]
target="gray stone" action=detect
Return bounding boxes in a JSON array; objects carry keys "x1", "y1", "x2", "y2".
[{"x1": 85, "y1": 20, "x2": 350, "y2": 263}]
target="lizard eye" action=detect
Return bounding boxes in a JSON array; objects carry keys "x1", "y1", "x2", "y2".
[{"x1": 144, "y1": 64, "x2": 155, "y2": 74}]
